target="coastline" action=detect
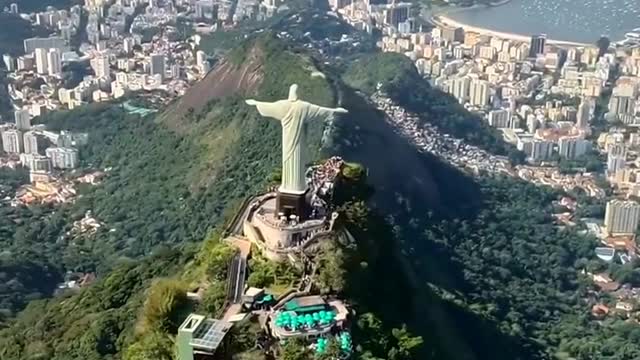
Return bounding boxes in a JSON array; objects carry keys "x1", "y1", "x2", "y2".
[
  {"x1": 488, "y1": 0, "x2": 511, "y2": 6},
  {"x1": 433, "y1": 15, "x2": 592, "y2": 48}
]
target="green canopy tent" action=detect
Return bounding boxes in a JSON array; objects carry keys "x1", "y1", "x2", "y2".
[{"x1": 316, "y1": 338, "x2": 328, "y2": 354}]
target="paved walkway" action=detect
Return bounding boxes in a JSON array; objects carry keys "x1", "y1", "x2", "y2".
[
  {"x1": 227, "y1": 235, "x2": 251, "y2": 259},
  {"x1": 222, "y1": 304, "x2": 243, "y2": 321}
]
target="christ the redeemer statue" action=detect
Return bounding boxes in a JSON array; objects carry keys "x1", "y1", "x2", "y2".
[{"x1": 246, "y1": 84, "x2": 348, "y2": 195}]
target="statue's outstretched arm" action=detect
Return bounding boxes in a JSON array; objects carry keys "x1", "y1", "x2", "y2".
[
  {"x1": 245, "y1": 99, "x2": 290, "y2": 120},
  {"x1": 306, "y1": 103, "x2": 349, "y2": 121}
]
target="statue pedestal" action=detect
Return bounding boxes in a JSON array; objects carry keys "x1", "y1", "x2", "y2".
[
  {"x1": 246, "y1": 193, "x2": 327, "y2": 262},
  {"x1": 276, "y1": 189, "x2": 309, "y2": 221}
]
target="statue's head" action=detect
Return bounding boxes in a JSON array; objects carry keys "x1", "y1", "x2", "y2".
[{"x1": 288, "y1": 84, "x2": 299, "y2": 101}]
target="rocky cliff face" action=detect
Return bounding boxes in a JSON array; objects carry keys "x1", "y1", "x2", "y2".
[{"x1": 159, "y1": 45, "x2": 265, "y2": 133}]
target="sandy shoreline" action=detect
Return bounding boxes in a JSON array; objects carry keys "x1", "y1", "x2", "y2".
[{"x1": 434, "y1": 15, "x2": 593, "y2": 48}]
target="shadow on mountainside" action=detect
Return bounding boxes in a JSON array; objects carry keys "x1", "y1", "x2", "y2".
[
  {"x1": 329, "y1": 87, "x2": 483, "y2": 220},
  {"x1": 328, "y1": 88, "x2": 548, "y2": 360}
]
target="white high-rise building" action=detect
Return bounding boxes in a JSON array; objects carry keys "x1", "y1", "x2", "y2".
[
  {"x1": 478, "y1": 46, "x2": 496, "y2": 60},
  {"x1": 34, "y1": 48, "x2": 49, "y2": 74},
  {"x1": 96, "y1": 40, "x2": 108, "y2": 52},
  {"x1": 576, "y1": 97, "x2": 592, "y2": 128},
  {"x1": 149, "y1": 53, "x2": 165, "y2": 79},
  {"x1": 517, "y1": 137, "x2": 533, "y2": 155},
  {"x1": 117, "y1": 58, "x2": 133, "y2": 72},
  {"x1": 3, "y1": 54, "x2": 16, "y2": 71},
  {"x1": 46, "y1": 147, "x2": 79, "y2": 169},
  {"x1": 23, "y1": 131, "x2": 43, "y2": 154},
  {"x1": 530, "y1": 139, "x2": 553, "y2": 161},
  {"x1": 195, "y1": 0, "x2": 218, "y2": 19},
  {"x1": 170, "y1": 64, "x2": 180, "y2": 79},
  {"x1": 487, "y1": 109, "x2": 511, "y2": 128},
  {"x1": 14, "y1": 109, "x2": 31, "y2": 130},
  {"x1": 469, "y1": 79, "x2": 490, "y2": 106},
  {"x1": 24, "y1": 37, "x2": 66, "y2": 54},
  {"x1": 35, "y1": 13, "x2": 47, "y2": 26},
  {"x1": 196, "y1": 50, "x2": 209, "y2": 74},
  {"x1": 84, "y1": 0, "x2": 106, "y2": 10},
  {"x1": 111, "y1": 81, "x2": 127, "y2": 98},
  {"x1": 47, "y1": 48, "x2": 62, "y2": 76},
  {"x1": 99, "y1": 24, "x2": 111, "y2": 39},
  {"x1": 449, "y1": 77, "x2": 470, "y2": 104},
  {"x1": 58, "y1": 88, "x2": 73, "y2": 104},
  {"x1": 558, "y1": 137, "x2": 590, "y2": 159},
  {"x1": 25, "y1": 155, "x2": 51, "y2": 172},
  {"x1": 604, "y1": 200, "x2": 640, "y2": 235},
  {"x1": 59, "y1": 23, "x2": 74, "y2": 41},
  {"x1": 526, "y1": 114, "x2": 538, "y2": 133},
  {"x1": 328, "y1": 0, "x2": 350, "y2": 10},
  {"x1": 16, "y1": 54, "x2": 34, "y2": 71},
  {"x1": 91, "y1": 56, "x2": 110, "y2": 78},
  {"x1": 607, "y1": 143, "x2": 626, "y2": 176},
  {"x1": 123, "y1": 37, "x2": 135, "y2": 54},
  {"x1": 608, "y1": 96, "x2": 635, "y2": 116},
  {"x1": 1, "y1": 129, "x2": 24, "y2": 154},
  {"x1": 115, "y1": 71, "x2": 128, "y2": 84}
]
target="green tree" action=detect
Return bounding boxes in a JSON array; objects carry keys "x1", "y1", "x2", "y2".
[
  {"x1": 356, "y1": 313, "x2": 388, "y2": 348},
  {"x1": 337, "y1": 201, "x2": 369, "y2": 230},
  {"x1": 137, "y1": 278, "x2": 188, "y2": 334},
  {"x1": 356, "y1": 352, "x2": 385, "y2": 360},
  {"x1": 200, "y1": 239, "x2": 236, "y2": 281},
  {"x1": 247, "y1": 259, "x2": 277, "y2": 288},
  {"x1": 315, "y1": 242, "x2": 347, "y2": 294},
  {"x1": 228, "y1": 318, "x2": 261, "y2": 354},
  {"x1": 316, "y1": 338, "x2": 342, "y2": 360},
  {"x1": 389, "y1": 326, "x2": 423, "y2": 359},
  {"x1": 198, "y1": 280, "x2": 227, "y2": 317},
  {"x1": 281, "y1": 338, "x2": 313, "y2": 360},
  {"x1": 123, "y1": 332, "x2": 174, "y2": 360}
]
